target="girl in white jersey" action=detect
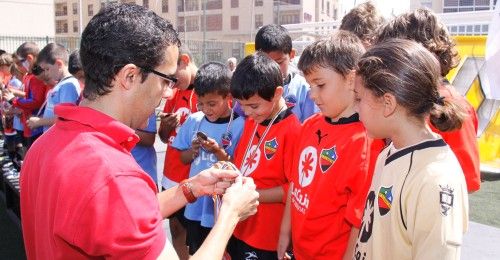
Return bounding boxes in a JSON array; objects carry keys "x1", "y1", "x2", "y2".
[{"x1": 352, "y1": 39, "x2": 468, "y2": 260}]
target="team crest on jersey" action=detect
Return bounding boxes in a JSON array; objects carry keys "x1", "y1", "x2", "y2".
[
  {"x1": 221, "y1": 132, "x2": 232, "y2": 149},
  {"x1": 264, "y1": 138, "x2": 278, "y2": 160},
  {"x1": 378, "y1": 186, "x2": 393, "y2": 216},
  {"x1": 285, "y1": 94, "x2": 297, "y2": 108},
  {"x1": 174, "y1": 107, "x2": 191, "y2": 134},
  {"x1": 439, "y1": 185, "x2": 454, "y2": 216},
  {"x1": 320, "y1": 146, "x2": 337, "y2": 173},
  {"x1": 298, "y1": 146, "x2": 317, "y2": 187},
  {"x1": 241, "y1": 145, "x2": 260, "y2": 176}
]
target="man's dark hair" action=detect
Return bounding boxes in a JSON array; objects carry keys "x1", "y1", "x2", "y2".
[
  {"x1": 68, "y1": 49, "x2": 83, "y2": 75},
  {"x1": 255, "y1": 24, "x2": 292, "y2": 54},
  {"x1": 15, "y1": 42, "x2": 39, "y2": 60},
  {"x1": 37, "y1": 43, "x2": 69, "y2": 65},
  {"x1": 80, "y1": 3, "x2": 180, "y2": 100},
  {"x1": 194, "y1": 62, "x2": 231, "y2": 97},
  {"x1": 230, "y1": 52, "x2": 283, "y2": 101}
]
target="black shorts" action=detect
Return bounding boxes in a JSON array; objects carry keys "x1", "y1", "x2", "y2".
[
  {"x1": 227, "y1": 236, "x2": 277, "y2": 260},
  {"x1": 169, "y1": 206, "x2": 188, "y2": 228},
  {"x1": 185, "y1": 219, "x2": 211, "y2": 255}
]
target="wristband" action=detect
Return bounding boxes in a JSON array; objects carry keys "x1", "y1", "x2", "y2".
[
  {"x1": 8, "y1": 98, "x2": 14, "y2": 105},
  {"x1": 180, "y1": 179, "x2": 197, "y2": 203}
]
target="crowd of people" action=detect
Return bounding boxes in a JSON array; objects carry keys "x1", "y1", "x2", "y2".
[{"x1": 0, "y1": 1, "x2": 481, "y2": 259}]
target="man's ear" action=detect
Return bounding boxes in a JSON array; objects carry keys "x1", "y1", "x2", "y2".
[
  {"x1": 289, "y1": 49, "x2": 296, "y2": 60},
  {"x1": 382, "y1": 93, "x2": 397, "y2": 117},
  {"x1": 179, "y1": 53, "x2": 190, "y2": 66},
  {"x1": 116, "y1": 64, "x2": 140, "y2": 90}
]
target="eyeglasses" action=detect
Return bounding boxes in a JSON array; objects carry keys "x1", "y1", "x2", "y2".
[{"x1": 139, "y1": 66, "x2": 178, "y2": 89}]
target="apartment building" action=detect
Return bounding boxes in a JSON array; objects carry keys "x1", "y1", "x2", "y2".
[
  {"x1": 410, "y1": 0, "x2": 497, "y2": 35},
  {"x1": 54, "y1": 0, "x2": 338, "y2": 42}
]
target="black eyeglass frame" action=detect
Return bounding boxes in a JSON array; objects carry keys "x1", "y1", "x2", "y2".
[{"x1": 139, "y1": 66, "x2": 178, "y2": 88}]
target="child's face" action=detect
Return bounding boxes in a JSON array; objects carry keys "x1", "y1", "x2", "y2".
[
  {"x1": 304, "y1": 66, "x2": 355, "y2": 121},
  {"x1": 237, "y1": 92, "x2": 281, "y2": 124},
  {"x1": 353, "y1": 75, "x2": 387, "y2": 139},
  {"x1": 173, "y1": 54, "x2": 193, "y2": 90},
  {"x1": 197, "y1": 92, "x2": 231, "y2": 122},
  {"x1": 265, "y1": 50, "x2": 295, "y2": 79},
  {"x1": 38, "y1": 60, "x2": 63, "y2": 83}
]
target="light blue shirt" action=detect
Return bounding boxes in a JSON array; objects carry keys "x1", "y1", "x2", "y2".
[
  {"x1": 131, "y1": 113, "x2": 158, "y2": 183},
  {"x1": 172, "y1": 111, "x2": 244, "y2": 227},
  {"x1": 42, "y1": 76, "x2": 81, "y2": 132},
  {"x1": 9, "y1": 77, "x2": 24, "y2": 131}
]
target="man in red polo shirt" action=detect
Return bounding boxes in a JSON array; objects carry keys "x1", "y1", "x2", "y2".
[{"x1": 20, "y1": 4, "x2": 258, "y2": 259}]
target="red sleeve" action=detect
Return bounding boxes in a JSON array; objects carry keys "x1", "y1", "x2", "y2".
[
  {"x1": 13, "y1": 76, "x2": 48, "y2": 111},
  {"x1": 437, "y1": 105, "x2": 480, "y2": 192},
  {"x1": 71, "y1": 175, "x2": 166, "y2": 259},
  {"x1": 344, "y1": 134, "x2": 382, "y2": 228}
]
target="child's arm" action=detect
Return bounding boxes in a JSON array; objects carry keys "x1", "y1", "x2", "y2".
[
  {"x1": 343, "y1": 227, "x2": 359, "y2": 260},
  {"x1": 277, "y1": 184, "x2": 293, "y2": 259},
  {"x1": 200, "y1": 137, "x2": 231, "y2": 161},
  {"x1": 180, "y1": 139, "x2": 201, "y2": 165},
  {"x1": 256, "y1": 186, "x2": 284, "y2": 203}
]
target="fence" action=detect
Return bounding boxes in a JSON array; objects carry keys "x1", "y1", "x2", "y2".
[{"x1": 0, "y1": 36, "x2": 245, "y2": 65}]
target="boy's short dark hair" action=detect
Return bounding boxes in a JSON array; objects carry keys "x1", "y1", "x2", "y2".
[
  {"x1": 38, "y1": 43, "x2": 69, "y2": 65},
  {"x1": 15, "y1": 42, "x2": 39, "y2": 60},
  {"x1": 68, "y1": 49, "x2": 83, "y2": 75},
  {"x1": 230, "y1": 52, "x2": 283, "y2": 101},
  {"x1": 340, "y1": 1, "x2": 385, "y2": 44},
  {"x1": 194, "y1": 62, "x2": 231, "y2": 97},
  {"x1": 80, "y1": 3, "x2": 180, "y2": 100},
  {"x1": 255, "y1": 24, "x2": 292, "y2": 54},
  {"x1": 298, "y1": 30, "x2": 365, "y2": 77}
]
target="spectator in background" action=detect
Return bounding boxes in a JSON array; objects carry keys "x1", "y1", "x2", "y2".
[
  {"x1": 226, "y1": 57, "x2": 237, "y2": 73},
  {"x1": 26, "y1": 43, "x2": 81, "y2": 132},
  {"x1": 3, "y1": 42, "x2": 48, "y2": 148},
  {"x1": 340, "y1": 1, "x2": 385, "y2": 49}
]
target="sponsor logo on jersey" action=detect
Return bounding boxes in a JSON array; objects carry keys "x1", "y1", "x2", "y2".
[
  {"x1": 264, "y1": 138, "x2": 278, "y2": 160},
  {"x1": 320, "y1": 146, "x2": 337, "y2": 173},
  {"x1": 298, "y1": 146, "x2": 317, "y2": 188},
  {"x1": 378, "y1": 186, "x2": 393, "y2": 216},
  {"x1": 285, "y1": 94, "x2": 297, "y2": 108}
]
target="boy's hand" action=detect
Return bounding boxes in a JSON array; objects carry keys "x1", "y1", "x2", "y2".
[
  {"x1": 159, "y1": 112, "x2": 180, "y2": 129},
  {"x1": 277, "y1": 232, "x2": 292, "y2": 259},
  {"x1": 3, "y1": 90, "x2": 14, "y2": 102},
  {"x1": 191, "y1": 138, "x2": 201, "y2": 158},
  {"x1": 200, "y1": 137, "x2": 221, "y2": 153},
  {"x1": 27, "y1": 116, "x2": 41, "y2": 129}
]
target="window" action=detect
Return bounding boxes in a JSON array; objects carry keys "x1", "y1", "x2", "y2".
[
  {"x1": 56, "y1": 20, "x2": 68, "y2": 33},
  {"x1": 231, "y1": 0, "x2": 238, "y2": 8},
  {"x1": 231, "y1": 16, "x2": 239, "y2": 30},
  {"x1": 178, "y1": 0, "x2": 199, "y2": 12},
  {"x1": 304, "y1": 12, "x2": 312, "y2": 22},
  {"x1": 121, "y1": 0, "x2": 136, "y2": 4},
  {"x1": 327, "y1": 1, "x2": 330, "y2": 16},
  {"x1": 88, "y1": 4, "x2": 93, "y2": 16},
  {"x1": 55, "y1": 3, "x2": 68, "y2": 16},
  {"x1": 255, "y1": 14, "x2": 263, "y2": 29},
  {"x1": 143, "y1": 0, "x2": 149, "y2": 8},
  {"x1": 162, "y1": 0, "x2": 168, "y2": 12},
  {"x1": 72, "y1": 3, "x2": 78, "y2": 15},
  {"x1": 281, "y1": 12, "x2": 300, "y2": 25},
  {"x1": 204, "y1": 14, "x2": 222, "y2": 31},
  {"x1": 73, "y1": 20, "x2": 78, "y2": 33},
  {"x1": 255, "y1": 0, "x2": 263, "y2": 7},
  {"x1": 206, "y1": 0, "x2": 222, "y2": 9},
  {"x1": 179, "y1": 16, "x2": 200, "y2": 31}
]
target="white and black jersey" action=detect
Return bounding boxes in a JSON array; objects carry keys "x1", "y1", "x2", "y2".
[{"x1": 354, "y1": 139, "x2": 469, "y2": 260}]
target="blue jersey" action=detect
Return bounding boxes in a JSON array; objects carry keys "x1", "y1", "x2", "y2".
[
  {"x1": 42, "y1": 76, "x2": 81, "y2": 132},
  {"x1": 172, "y1": 111, "x2": 244, "y2": 227},
  {"x1": 234, "y1": 72, "x2": 318, "y2": 122},
  {"x1": 131, "y1": 113, "x2": 158, "y2": 183}
]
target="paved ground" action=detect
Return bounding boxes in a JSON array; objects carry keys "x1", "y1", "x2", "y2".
[{"x1": 0, "y1": 138, "x2": 498, "y2": 259}]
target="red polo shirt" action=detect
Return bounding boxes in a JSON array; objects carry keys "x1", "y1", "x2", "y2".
[{"x1": 20, "y1": 104, "x2": 166, "y2": 259}]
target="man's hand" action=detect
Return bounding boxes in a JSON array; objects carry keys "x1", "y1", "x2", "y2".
[
  {"x1": 189, "y1": 167, "x2": 240, "y2": 197},
  {"x1": 27, "y1": 117, "x2": 41, "y2": 129},
  {"x1": 220, "y1": 177, "x2": 259, "y2": 221}
]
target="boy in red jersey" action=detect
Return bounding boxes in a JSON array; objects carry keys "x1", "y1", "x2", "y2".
[
  {"x1": 278, "y1": 31, "x2": 384, "y2": 260},
  {"x1": 377, "y1": 9, "x2": 481, "y2": 193},
  {"x1": 228, "y1": 52, "x2": 301, "y2": 259},
  {"x1": 158, "y1": 46, "x2": 198, "y2": 260}
]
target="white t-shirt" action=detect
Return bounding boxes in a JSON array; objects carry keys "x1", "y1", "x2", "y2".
[{"x1": 354, "y1": 139, "x2": 468, "y2": 260}]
